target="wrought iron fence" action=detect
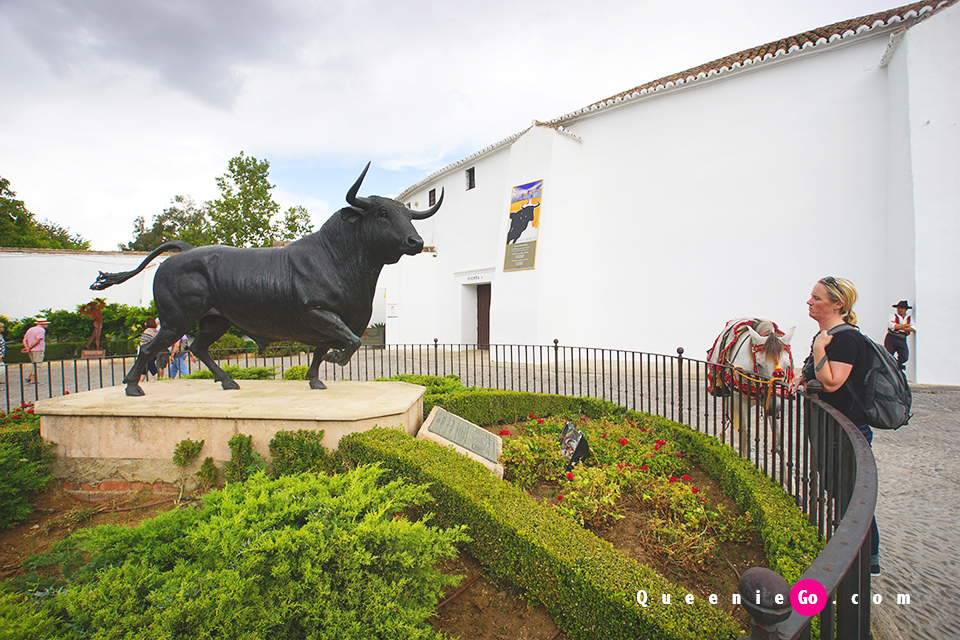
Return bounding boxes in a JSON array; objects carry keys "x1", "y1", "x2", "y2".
[{"x1": 1, "y1": 340, "x2": 876, "y2": 639}]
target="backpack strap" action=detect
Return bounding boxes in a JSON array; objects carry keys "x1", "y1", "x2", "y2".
[{"x1": 827, "y1": 323, "x2": 870, "y2": 415}]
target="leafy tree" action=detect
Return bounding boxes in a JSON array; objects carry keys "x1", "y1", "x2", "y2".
[
  {"x1": 120, "y1": 196, "x2": 212, "y2": 251},
  {"x1": 208, "y1": 152, "x2": 280, "y2": 248},
  {"x1": 122, "y1": 153, "x2": 313, "y2": 251},
  {"x1": 0, "y1": 177, "x2": 89, "y2": 250},
  {"x1": 277, "y1": 205, "x2": 314, "y2": 242}
]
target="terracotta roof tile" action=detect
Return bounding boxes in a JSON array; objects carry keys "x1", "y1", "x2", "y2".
[{"x1": 562, "y1": 0, "x2": 957, "y2": 119}]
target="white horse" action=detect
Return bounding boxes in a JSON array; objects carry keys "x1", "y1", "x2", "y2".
[{"x1": 707, "y1": 318, "x2": 795, "y2": 455}]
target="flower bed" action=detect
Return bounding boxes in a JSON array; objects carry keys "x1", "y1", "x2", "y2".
[{"x1": 344, "y1": 376, "x2": 822, "y2": 639}]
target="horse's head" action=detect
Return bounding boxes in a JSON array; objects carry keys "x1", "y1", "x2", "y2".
[{"x1": 746, "y1": 325, "x2": 795, "y2": 382}]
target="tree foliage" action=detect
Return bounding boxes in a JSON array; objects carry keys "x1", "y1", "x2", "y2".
[
  {"x1": 122, "y1": 153, "x2": 313, "y2": 251},
  {"x1": 0, "y1": 177, "x2": 89, "y2": 250},
  {"x1": 120, "y1": 196, "x2": 212, "y2": 251}
]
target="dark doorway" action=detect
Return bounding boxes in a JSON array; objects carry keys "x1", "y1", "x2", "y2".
[{"x1": 477, "y1": 284, "x2": 491, "y2": 350}]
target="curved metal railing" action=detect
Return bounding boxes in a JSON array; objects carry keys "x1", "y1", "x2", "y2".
[{"x1": 3, "y1": 340, "x2": 876, "y2": 638}]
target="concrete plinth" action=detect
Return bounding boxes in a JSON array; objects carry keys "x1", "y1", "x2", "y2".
[{"x1": 36, "y1": 380, "x2": 424, "y2": 497}]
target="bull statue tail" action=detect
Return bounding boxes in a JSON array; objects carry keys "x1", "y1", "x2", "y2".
[{"x1": 90, "y1": 241, "x2": 194, "y2": 290}]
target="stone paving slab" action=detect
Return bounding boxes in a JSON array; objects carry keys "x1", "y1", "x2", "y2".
[{"x1": 870, "y1": 387, "x2": 960, "y2": 640}]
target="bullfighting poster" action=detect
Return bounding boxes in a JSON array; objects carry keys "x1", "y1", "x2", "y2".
[{"x1": 503, "y1": 179, "x2": 542, "y2": 272}]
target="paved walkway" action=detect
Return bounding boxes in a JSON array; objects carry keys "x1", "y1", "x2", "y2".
[{"x1": 870, "y1": 386, "x2": 960, "y2": 640}]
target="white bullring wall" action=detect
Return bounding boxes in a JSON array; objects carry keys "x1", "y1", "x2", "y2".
[
  {"x1": 898, "y1": 5, "x2": 960, "y2": 384},
  {"x1": 0, "y1": 249, "x2": 163, "y2": 319},
  {"x1": 386, "y1": 4, "x2": 959, "y2": 385}
]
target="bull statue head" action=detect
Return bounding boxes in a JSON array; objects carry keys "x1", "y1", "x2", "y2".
[{"x1": 342, "y1": 162, "x2": 444, "y2": 264}]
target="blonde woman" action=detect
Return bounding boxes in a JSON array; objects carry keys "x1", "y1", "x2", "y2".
[{"x1": 789, "y1": 276, "x2": 880, "y2": 575}]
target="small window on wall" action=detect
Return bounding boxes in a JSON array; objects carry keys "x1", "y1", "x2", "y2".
[
  {"x1": 429, "y1": 189, "x2": 437, "y2": 206},
  {"x1": 465, "y1": 167, "x2": 476, "y2": 190}
]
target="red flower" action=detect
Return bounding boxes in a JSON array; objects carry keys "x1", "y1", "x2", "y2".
[
  {"x1": 617, "y1": 438, "x2": 629, "y2": 446},
  {"x1": 655, "y1": 439, "x2": 666, "y2": 446},
  {"x1": 528, "y1": 414, "x2": 535, "y2": 419},
  {"x1": 676, "y1": 452, "x2": 682, "y2": 458},
  {"x1": 691, "y1": 487, "x2": 699, "y2": 494},
  {"x1": 639, "y1": 465, "x2": 649, "y2": 471},
  {"x1": 669, "y1": 476, "x2": 678, "y2": 483},
  {"x1": 682, "y1": 474, "x2": 692, "y2": 481},
  {"x1": 557, "y1": 494, "x2": 565, "y2": 501},
  {"x1": 630, "y1": 423, "x2": 636, "y2": 429},
  {"x1": 701, "y1": 497, "x2": 708, "y2": 502},
  {"x1": 27, "y1": 409, "x2": 35, "y2": 415},
  {"x1": 640, "y1": 427, "x2": 648, "y2": 432},
  {"x1": 566, "y1": 472, "x2": 574, "y2": 481},
  {"x1": 537, "y1": 418, "x2": 545, "y2": 424},
  {"x1": 617, "y1": 463, "x2": 624, "y2": 470},
  {"x1": 653, "y1": 444, "x2": 661, "y2": 451},
  {"x1": 580, "y1": 417, "x2": 587, "y2": 423},
  {"x1": 498, "y1": 429, "x2": 511, "y2": 436}
]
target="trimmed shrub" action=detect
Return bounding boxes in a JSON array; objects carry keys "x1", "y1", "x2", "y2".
[
  {"x1": 282, "y1": 365, "x2": 309, "y2": 380},
  {"x1": 224, "y1": 433, "x2": 266, "y2": 483},
  {"x1": 184, "y1": 365, "x2": 277, "y2": 380},
  {"x1": 0, "y1": 406, "x2": 53, "y2": 531},
  {"x1": 269, "y1": 429, "x2": 341, "y2": 476},
  {"x1": 28, "y1": 469, "x2": 468, "y2": 640},
  {"x1": 340, "y1": 428, "x2": 740, "y2": 640}
]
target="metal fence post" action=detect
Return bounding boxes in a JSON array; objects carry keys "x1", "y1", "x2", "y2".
[
  {"x1": 553, "y1": 339, "x2": 559, "y2": 396},
  {"x1": 433, "y1": 338, "x2": 438, "y2": 376},
  {"x1": 676, "y1": 347, "x2": 684, "y2": 423}
]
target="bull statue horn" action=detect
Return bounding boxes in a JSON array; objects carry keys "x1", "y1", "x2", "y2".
[
  {"x1": 346, "y1": 162, "x2": 373, "y2": 210},
  {"x1": 411, "y1": 187, "x2": 443, "y2": 220}
]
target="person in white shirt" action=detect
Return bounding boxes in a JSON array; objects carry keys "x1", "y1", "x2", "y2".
[{"x1": 884, "y1": 300, "x2": 915, "y2": 370}]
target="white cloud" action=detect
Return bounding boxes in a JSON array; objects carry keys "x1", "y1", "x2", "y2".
[{"x1": 1, "y1": 0, "x2": 903, "y2": 249}]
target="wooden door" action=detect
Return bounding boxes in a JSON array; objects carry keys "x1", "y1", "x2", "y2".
[{"x1": 477, "y1": 284, "x2": 491, "y2": 350}]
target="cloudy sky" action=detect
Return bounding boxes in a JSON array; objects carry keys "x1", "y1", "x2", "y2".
[{"x1": 2, "y1": 0, "x2": 905, "y2": 250}]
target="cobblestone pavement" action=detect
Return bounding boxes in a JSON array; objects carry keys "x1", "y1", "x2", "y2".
[{"x1": 870, "y1": 387, "x2": 960, "y2": 640}]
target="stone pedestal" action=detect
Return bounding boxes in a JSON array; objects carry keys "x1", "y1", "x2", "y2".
[{"x1": 36, "y1": 380, "x2": 424, "y2": 498}]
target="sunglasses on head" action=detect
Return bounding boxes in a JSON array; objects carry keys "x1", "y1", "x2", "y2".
[{"x1": 820, "y1": 276, "x2": 842, "y2": 295}]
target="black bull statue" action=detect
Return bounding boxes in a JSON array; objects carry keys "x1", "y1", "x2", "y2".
[{"x1": 91, "y1": 163, "x2": 443, "y2": 396}]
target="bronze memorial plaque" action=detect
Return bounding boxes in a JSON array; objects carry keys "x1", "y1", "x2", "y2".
[{"x1": 427, "y1": 408, "x2": 499, "y2": 464}]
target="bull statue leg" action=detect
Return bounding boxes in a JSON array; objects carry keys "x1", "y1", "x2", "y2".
[
  {"x1": 189, "y1": 315, "x2": 242, "y2": 391},
  {"x1": 306, "y1": 347, "x2": 330, "y2": 390},
  {"x1": 123, "y1": 327, "x2": 183, "y2": 396},
  {"x1": 301, "y1": 308, "x2": 363, "y2": 389}
]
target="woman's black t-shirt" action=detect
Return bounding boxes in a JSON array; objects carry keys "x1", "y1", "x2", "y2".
[{"x1": 812, "y1": 327, "x2": 870, "y2": 427}]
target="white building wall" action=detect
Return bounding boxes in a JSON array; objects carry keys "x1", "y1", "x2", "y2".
[
  {"x1": 0, "y1": 249, "x2": 161, "y2": 319},
  {"x1": 545, "y1": 37, "x2": 894, "y2": 362},
  {"x1": 389, "y1": 9, "x2": 959, "y2": 384},
  {"x1": 897, "y1": 4, "x2": 960, "y2": 385}
]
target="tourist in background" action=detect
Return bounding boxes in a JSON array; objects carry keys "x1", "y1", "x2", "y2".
[{"x1": 21, "y1": 317, "x2": 49, "y2": 385}]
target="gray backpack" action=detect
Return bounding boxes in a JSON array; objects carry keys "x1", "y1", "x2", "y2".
[{"x1": 833, "y1": 324, "x2": 912, "y2": 430}]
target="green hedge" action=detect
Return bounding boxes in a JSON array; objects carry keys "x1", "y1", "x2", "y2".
[
  {"x1": 340, "y1": 428, "x2": 740, "y2": 640},
  {"x1": 1, "y1": 411, "x2": 53, "y2": 531},
  {"x1": 2, "y1": 339, "x2": 138, "y2": 363}
]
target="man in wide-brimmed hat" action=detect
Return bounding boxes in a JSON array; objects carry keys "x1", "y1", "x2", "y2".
[
  {"x1": 885, "y1": 300, "x2": 915, "y2": 370},
  {"x1": 21, "y1": 316, "x2": 50, "y2": 384}
]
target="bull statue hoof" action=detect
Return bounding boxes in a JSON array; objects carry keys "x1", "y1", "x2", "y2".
[
  {"x1": 309, "y1": 379, "x2": 327, "y2": 390},
  {"x1": 220, "y1": 379, "x2": 241, "y2": 390},
  {"x1": 125, "y1": 384, "x2": 145, "y2": 397}
]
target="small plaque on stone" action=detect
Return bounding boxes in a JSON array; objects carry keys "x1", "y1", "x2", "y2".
[{"x1": 417, "y1": 407, "x2": 503, "y2": 477}]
